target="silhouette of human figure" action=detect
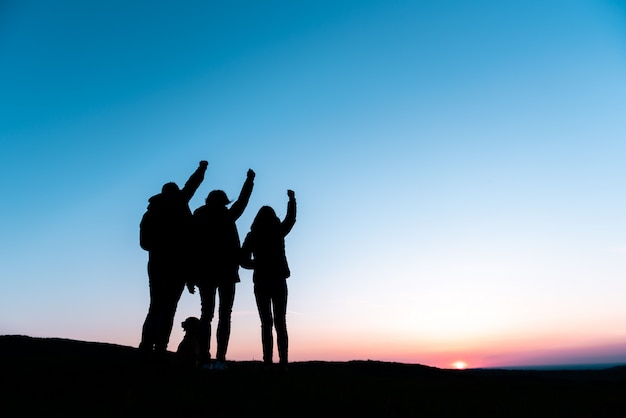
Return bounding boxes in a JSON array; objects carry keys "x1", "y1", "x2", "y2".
[
  {"x1": 190, "y1": 169, "x2": 255, "y2": 368},
  {"x1": 241, "y1": 190, "x2": 296, "y2": 371},
  {"x1": 139, "y1": 160, "x2": 208, "y2": 362}
]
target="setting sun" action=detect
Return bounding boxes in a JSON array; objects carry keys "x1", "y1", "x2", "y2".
[{"x1": 452, "y1": 361, "x2": 467, "y2": 370}]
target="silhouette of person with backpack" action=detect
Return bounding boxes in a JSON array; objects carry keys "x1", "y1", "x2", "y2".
[
  {"x1": 241, "y1": 190, "x2": 296, "y2": 371},
  {"x1": 139, "y1": 160, "x2": 208, "y2": 363},
  {"x1": 189, "y1": 169, "x2": 255, "y2": 369}
]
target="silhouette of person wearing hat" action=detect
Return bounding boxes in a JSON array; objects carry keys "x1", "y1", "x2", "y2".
[{"x1": 190, "y1": 169, "x2": 255, "y2": 369}]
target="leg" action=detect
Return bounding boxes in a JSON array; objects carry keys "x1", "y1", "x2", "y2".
[
  {"x1": 198, "y1": 284, "x2": 217, "y2": 363},
  {"x1": 140, "y1": 259, "x2": 168, "y2": 352},
  {"x1": 272, "y1": 281, "x2": 289, "y2": 366},
  {"x1": 154, "y1": 275, "x2": 185, "y2": 352},
  {"x1": 142, "y1": 258, "x2": 186, "y2": 353},
  {"x1": 215, "y1": 283, "x2": 236, "y2": 362},
  {"x1": 254, "y1": 284, "x2": 274, "y2": 365},
  {"x1": 139, "y1": 269, "x2": 160, "y2": 353}
]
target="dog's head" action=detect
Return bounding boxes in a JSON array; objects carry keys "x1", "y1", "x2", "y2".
[{"x1": 181, "y1": 316, "x2": 201, "y2": 335}]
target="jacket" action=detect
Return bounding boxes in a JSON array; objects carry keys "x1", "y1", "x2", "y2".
[
  {"x1": 240, "y1": 197, "x2": 296, "y2": 285},
  {"x1": 192, "y1": 175, "x2": 254, "y2": 284}
]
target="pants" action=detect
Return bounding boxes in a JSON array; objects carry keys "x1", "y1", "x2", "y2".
[
  {"x1": 140, "y1": 259, "x2": 186, "y2": 352},
  {"x1": 254, "y1": 280, "x2": 288, "y2": 365},
  {"x1": 198, "y1": 282, "x2": 236, "y2": 362}
]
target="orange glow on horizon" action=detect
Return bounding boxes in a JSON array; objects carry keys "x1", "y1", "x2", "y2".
[
  {"x1": 452, "y1": 361, "x2": 467, "y2": 370},
  {"x1": 107, "y1": 325, "x2": 626, "y2": 370}
]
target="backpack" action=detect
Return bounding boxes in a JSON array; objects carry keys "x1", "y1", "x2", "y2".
[
  {"x1": 139, "y1": 193, "x2": 193, "y2": 252},
  {"x1": 139, "y1": 207, "x2": 155, "y2": 251}
]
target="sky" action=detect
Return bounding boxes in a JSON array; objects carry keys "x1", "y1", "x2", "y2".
[{"x1": 2, "y1": 0, "x2": 626, "y2": 369}]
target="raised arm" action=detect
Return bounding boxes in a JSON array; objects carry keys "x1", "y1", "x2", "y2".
[
  {"x1": 281, "y1": 189, "x2": 296, "y2": 236},
  {"x1": 180, "y1": 160, "x2": 208, "y2": 203},
  {"x1": 229, "y1": 169, "x2": 255, "y2": 220}
]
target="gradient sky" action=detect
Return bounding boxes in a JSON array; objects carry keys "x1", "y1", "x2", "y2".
[{"x1": 2, "y1": 0, "x2": 626, "y2": 369}]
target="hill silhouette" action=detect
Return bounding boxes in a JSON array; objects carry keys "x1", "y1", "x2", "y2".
[{"x1": 2, "y1": 335, "x2": 626, "y2": 417}]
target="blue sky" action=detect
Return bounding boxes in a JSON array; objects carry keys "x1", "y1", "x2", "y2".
[{"x1": 2, "y1": 0, "x2": 626, "y2": 368}]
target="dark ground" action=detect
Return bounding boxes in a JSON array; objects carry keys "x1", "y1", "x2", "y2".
[{"x1": 1, "y1": 335, "x2": 626, "y2": 417}]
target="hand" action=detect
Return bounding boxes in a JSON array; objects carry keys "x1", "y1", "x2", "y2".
[
  {"x1": 247, "y1": 169, "x2": 255, "y2": 179},
  {"x1": 287, "y1": 189, "x2": 295, "y2": 199},
  {"x1": 199, "y1": 161, "x2": 208, "y2": 169},
  {"x1": 186, "y1": 283, "x2": 196, "y2": 294}
]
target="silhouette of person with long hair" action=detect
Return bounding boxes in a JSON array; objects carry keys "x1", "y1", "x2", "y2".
[
  {"x1": 241, "y1": 190, "x2": 296, "y2": 371},
  {"x1": 189, "y1": 169, "x2": 255, "y2": 369},
  {"x1": 139, "y1": 160, "x2": 208, "y2": 363}
]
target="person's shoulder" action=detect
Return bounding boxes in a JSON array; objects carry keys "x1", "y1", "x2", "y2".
[
  {"x1": 146, "y1": 193, "x2": 166, "y2": 209},
  {"x1": 193, "y1": 205, "x2": 207, "y2": 216}
]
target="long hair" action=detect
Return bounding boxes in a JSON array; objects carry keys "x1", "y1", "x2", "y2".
[
  {"x1": 250, "y1": 206, "x2": 283, "y2": 248},
  {"x1": 251, "y1": 206, "x2": 280, "y2": 232}
]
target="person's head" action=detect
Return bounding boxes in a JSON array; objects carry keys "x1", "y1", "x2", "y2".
[
  {"x1": 205, "y1": 190, "x2": 231, "y2": 207},
  {"x1": 251, "y1": 206, "x2": 280, "y2": 232},
  {"x1": 161, "y1": 182, "x2": 180, "y2": 195}
]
